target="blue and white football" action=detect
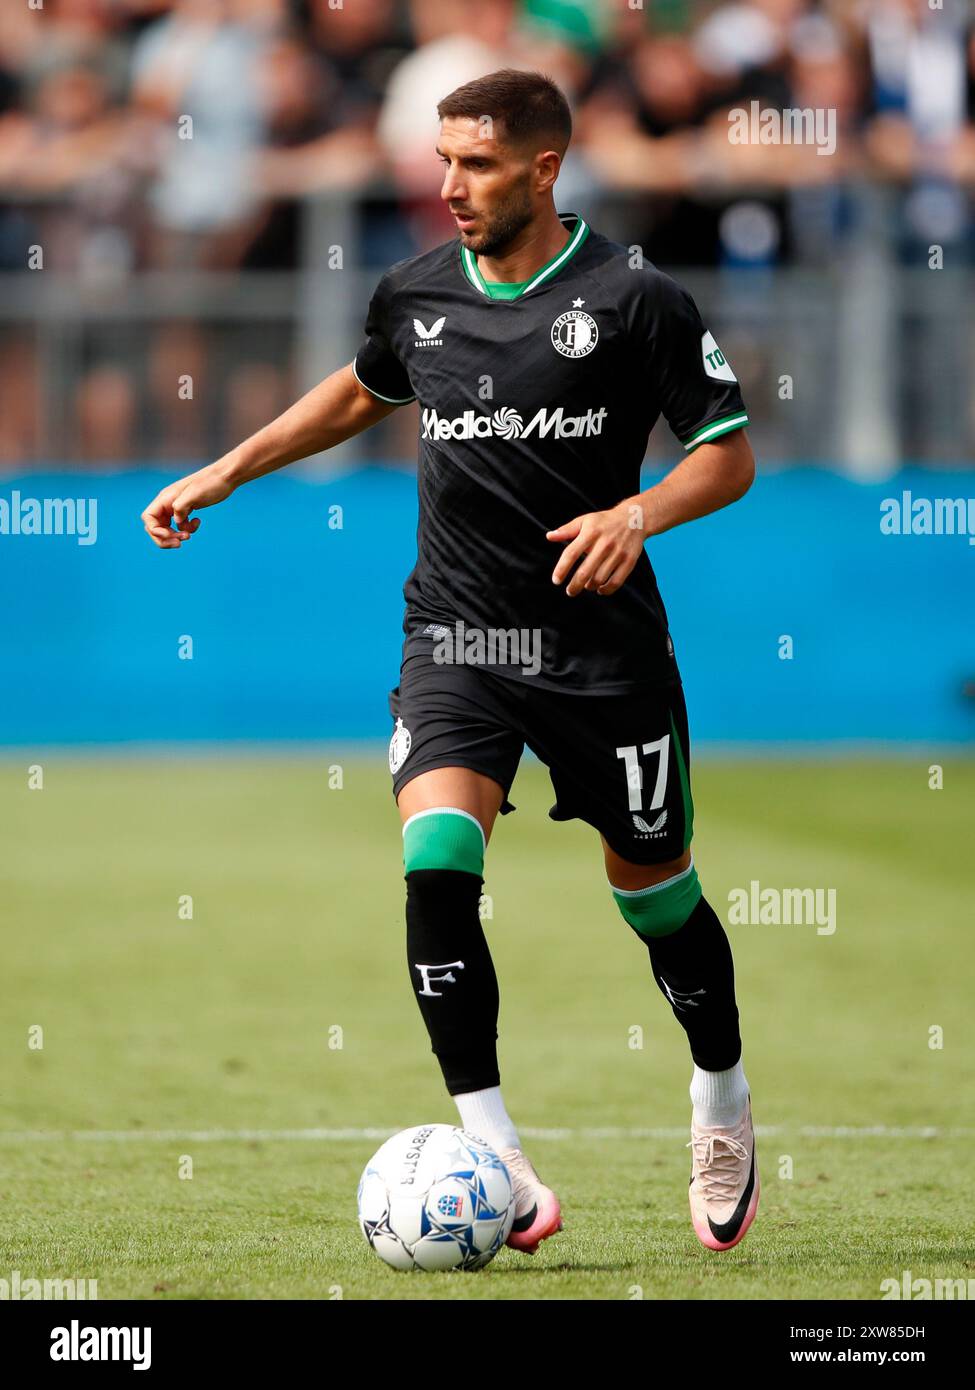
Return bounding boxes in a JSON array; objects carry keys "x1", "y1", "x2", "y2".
[{"x1": 357, "y1": 1124, "x2": 515, "y2": 1271}]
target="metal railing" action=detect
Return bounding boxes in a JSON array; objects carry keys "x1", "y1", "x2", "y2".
[{"x1": 0, "y1": 187, "x2": 971, "y2": 473}]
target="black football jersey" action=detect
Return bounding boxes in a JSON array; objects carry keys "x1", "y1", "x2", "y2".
[{"x1": 353, "y1": 212, "x2": 749, "y2": 693}]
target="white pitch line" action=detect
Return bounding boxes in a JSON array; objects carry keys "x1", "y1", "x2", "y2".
[{"x1": 0, "y1": 1125, "x2": 970, "y2": 1144}]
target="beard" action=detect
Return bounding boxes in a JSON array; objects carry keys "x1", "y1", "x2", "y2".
[{"x1": 461, "y1": 181, "x2": 535, "y2": 257}]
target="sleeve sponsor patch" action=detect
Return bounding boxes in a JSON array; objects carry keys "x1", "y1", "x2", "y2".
[{"x1": 701, "y1": 330, "x2": 738, "y2": 383}]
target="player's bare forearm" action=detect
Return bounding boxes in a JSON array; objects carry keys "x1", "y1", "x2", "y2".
[
  {"x1": 141, "y1": 364, "x2": 396, "y2": 549},
  {"x1": 219, "y1": 364, "x2": 395, "y2": 488},
  {"x1": 631, "y1": 428, "x2": 755, "y2": 540},
  {"x1": 547, "y1": 429, "x2": 754, "y2": 597}
]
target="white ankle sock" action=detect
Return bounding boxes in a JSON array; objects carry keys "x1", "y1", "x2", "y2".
[
  {"x1": 690, "y1": 1060, "x2": 750, "y2": 1128},
  {"x1": 453, "y1": 1085, "x2": 520, "y2": 1152}
]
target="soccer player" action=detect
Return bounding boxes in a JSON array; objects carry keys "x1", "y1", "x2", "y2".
[{"x1": 142, "y1": 69, "x2": 759, "y2": 1256}]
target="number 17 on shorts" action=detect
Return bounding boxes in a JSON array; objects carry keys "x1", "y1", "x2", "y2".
[{"x1": 613, "y1": 706, "x2": 694, "y2": 857}]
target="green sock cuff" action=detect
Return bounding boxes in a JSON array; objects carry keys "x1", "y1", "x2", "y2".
[
  {"x1": 612, "y1": 862, "x2": 702, "y2": 938},
  {"x1": 402, "y1": 808, "x2": 485, "y2": 876}
]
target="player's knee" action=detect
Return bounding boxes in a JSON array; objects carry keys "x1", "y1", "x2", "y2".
[
  {"x1": 611, "y1": 857, "x2": 702, "y2": 938},
  {"x1": 402, "y1": 806, "x2": 485, "y2": 877}
]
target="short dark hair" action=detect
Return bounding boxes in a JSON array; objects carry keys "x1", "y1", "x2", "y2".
[{"x1": 437, "y1": 69, "x2": 572, "y2": 155}]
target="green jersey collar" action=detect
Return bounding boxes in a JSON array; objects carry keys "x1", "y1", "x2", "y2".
[
  {"x1": 460, "y1": 212, "x2": 590, "y2": 300},
  {"x1": 480, "y1": 277, "x2": 529, "y2": 300}
]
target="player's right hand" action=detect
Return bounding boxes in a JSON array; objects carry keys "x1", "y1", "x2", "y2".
[{"x1": 141, "y1": 464, "x2": 236, "y2": 549}]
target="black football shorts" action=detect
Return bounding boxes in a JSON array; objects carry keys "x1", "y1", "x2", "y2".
[{"x1": 386, "y1": 646, "x2": 694, "y2": 865}]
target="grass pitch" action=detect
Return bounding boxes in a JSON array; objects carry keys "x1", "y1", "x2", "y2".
[{"x1": 1, "y1": 754, "x2": 972, "y2": 1300}]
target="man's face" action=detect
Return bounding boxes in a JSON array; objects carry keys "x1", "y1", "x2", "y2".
[{"x1": 437, "y1": 116, "x2": 537, "y2": 256}]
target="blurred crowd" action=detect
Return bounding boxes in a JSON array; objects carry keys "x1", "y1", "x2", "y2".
[
  {"x1": 1, "y1": 0, "x2": 974, "y2": 463},
  {"x1": 3, "y1": 0, "x2": 975, "y2": 271}
]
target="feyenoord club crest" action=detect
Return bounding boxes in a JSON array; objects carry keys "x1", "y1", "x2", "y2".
[
  {"x1": 389, "y1": 716, "x2": 412, "y2": 774},
  {"x1": 551, "y1": 308, "x2": 598, "y2": 358}
]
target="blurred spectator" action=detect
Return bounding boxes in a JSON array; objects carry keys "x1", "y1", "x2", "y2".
[
  {"x1": 863, "y1": 0, "x2": 971, "y2": 254},
  {"x1": 0, "y1": 57, "x2": 144, "y2": 274},
  {"x1": 75, "y1": 361, "x2": 137, "y2": 462},
  {"x1": 224, "y1": 358, "x2": 291, "y2": 444},
  {"x1": 147, "y1": 320, "x2": 209, "y2": 459},
  {"x1": 0, "y1": 334, "x2": 40, "y2": 464},
  {"x1": 131, "y1": 0, "x2": 279, "y2": 269}
]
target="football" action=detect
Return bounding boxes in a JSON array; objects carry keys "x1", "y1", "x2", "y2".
[{"x1": 357, "y1": 1124, "x2": 516, "y2": 1271}]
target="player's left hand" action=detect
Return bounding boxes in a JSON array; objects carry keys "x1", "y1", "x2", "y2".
[{"x1": 546, "y1": 500, "x2": 647, "y2": 597}]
